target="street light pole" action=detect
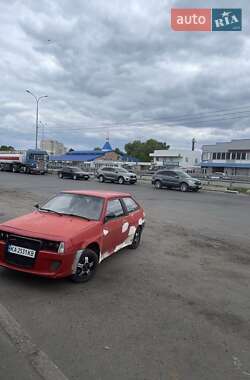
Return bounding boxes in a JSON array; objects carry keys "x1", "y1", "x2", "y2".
[
  {"x1": 40, "y1": 121, "x2": 47, "y2": 142},
  {"x1": 26, "y1": 90, "x2": 48, "y2": 149}
]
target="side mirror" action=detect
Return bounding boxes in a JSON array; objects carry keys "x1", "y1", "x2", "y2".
[
  {"x1": 34, "y1": 203, "x2": 39, "y2": 209},
  {"x1": 104, "y1": 212, "x2": 116, "y2": 223}
]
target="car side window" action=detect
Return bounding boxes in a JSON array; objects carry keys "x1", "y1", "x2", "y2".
[
  {"x1": 106, "y1": 199, "x2": 124, "y2": 218},
  {"x1": 122, "y1": 197, "x2": 138, "y2": 213},
  {"x1": 166, "y1": 171, "x2": 175, "y2": 177}
]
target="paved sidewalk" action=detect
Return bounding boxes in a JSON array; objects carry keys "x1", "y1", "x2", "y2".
[{"x1": 0, "y1": 327, "x2": 41, "y2": 380}]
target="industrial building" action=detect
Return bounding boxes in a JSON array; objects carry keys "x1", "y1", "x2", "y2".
[{"x1": 201, "y1": 139, "x2": 250, "y2": 176}]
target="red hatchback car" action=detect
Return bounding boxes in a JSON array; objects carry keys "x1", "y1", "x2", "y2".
[{"x1": 0, "y1": 190, "x2": 145, "y2": 282}]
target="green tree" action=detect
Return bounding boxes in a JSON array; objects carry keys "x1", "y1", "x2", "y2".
[
  {"x1": 114, "y1": 147, "x2": 123, "y2": 156},
  {"x1": 125, "y1": 139, "x2": 169, "y2": 162},
  {"x1": 94, "y1": 147, "x2": 102, "y2": 151},
  {"x1": 0, "y1": 145, "x2": 14, "y2": 151}
]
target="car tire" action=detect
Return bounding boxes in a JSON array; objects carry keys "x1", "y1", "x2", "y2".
[
  {"x1": 84, "y1": 176, "x2": 89, "y2": 180},
  {"x1": 154, "y1": 180, "x2": 162, "y2": 189},
  {"x1": 71, "y1": 249, "x2": 98, "y2": 283},
  {"x1": 58, "y1": 173, "x2": 63, "y2": 179},
  {"x1": 129, "y1": 227, "x2": 142, "y2": 249},
  {"x1": 99, "y1": 175, "x2": 105, "y2": 183},
  {"x1": 73, "y1": 175, "x2": 77, "y2": 180},
  {"x1": 118, "y1": 176, "x2": 124, "y2": 184},
  {"x1": 180, "y1": 182, "x2": 188, "y2": 192}
]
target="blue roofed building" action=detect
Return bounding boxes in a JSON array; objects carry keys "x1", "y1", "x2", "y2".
[{"x1": 49, "y1": 139, "x2": 138, "y2": 167}]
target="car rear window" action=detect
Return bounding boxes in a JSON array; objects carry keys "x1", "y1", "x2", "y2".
[
  {"x1": 122, "y1": 197, "x2": 138, "y2": 213},
  {"x1": 106, "y1": 199, "x2": 124, "y2": 217}
]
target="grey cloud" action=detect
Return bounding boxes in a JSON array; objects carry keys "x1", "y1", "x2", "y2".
[{"x1": 0, "y1": 0, "x2": 249, "y2": 151}]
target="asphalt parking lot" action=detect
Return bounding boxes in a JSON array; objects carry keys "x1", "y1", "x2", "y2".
[{"x1": 0, "y1": 172, "x2": 249, "y2": 380}]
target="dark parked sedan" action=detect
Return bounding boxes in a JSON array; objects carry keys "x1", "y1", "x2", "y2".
[{"x1": 58, "y1": 166, "x2": 90, "y2": 180}]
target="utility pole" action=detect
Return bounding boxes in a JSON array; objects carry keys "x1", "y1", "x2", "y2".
[
  {"x1": 192, "y1": 138, "x2": 197, "y2": 151},
  {"x1": 26, "y1": 90, "x2": 48, "y2": 149}
]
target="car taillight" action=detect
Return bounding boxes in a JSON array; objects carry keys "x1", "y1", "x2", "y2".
[{"x1": 0, "y1": 231, "x2": 8, "y2": 241}]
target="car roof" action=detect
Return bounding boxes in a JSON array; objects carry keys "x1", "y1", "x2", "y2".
[{"x1": 62, "y1": 190, "x2": 132, "y2": 199}]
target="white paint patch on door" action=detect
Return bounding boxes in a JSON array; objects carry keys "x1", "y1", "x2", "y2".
[
  {"x1": 103, "y1": 229, "x2": 109, "y2": 236},
  {"x1": 122, "y1": 222, "x2": 129, "y2": 233}
]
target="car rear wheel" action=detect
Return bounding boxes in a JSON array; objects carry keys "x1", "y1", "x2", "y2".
[
  {"x1": 129, "y1": 227, "x2": 142, "y2": 249},
  {"x1": 180, "y1": 182, "x2": 188, "y2": 192},
  {"x1": 71, "y1": 249, "x2": 98, "y2": 283},
  {"x1": 154, "y1": 180, "x2": 162, "y2": 189},
  {"x1": 99, "y1": 175, "x2": 105, "y2": 183},
  {"x1": 118, "y1": 176, "x2": 124, "y2": 184}
]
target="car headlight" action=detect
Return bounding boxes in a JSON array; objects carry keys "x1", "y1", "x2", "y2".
[
  {"x1": 58, "y1": 242, "x2": 65, "y2": 253},
  {"x1": 0, "y1": 231, "x2": 8, "y2": 241}
]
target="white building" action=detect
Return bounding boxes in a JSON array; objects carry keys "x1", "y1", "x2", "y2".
[
  {"x1": 149, "y1": 149, "x2": 201, "y2": 169},
  {"x1": 40, "y1": 139, "x2": 66, "y2": 155}
]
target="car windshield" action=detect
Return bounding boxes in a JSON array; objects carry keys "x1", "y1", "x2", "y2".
[
  {"x1": 175, "y1": 171, "x2": 192, "y2": 179},
  {"x1": 40, "y1": 193, "x2": 103, "y2": 221},
  {"x1": 118, "y1": 168, "x2": 129, "y2": 172}
]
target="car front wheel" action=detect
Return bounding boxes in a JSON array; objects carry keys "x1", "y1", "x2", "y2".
[
  {"x1": 99, "y1": 175, "x2": 105, "y2": 183},
  {"x1": 71, "y1": 249, "x2": 98, "y2": 283},
  {"x1": 118, "y1": 176, "x2": 124, "y2": 184},
  {"x1": 180, "y1": 182, "x2": 188, "y2": 192},
  {"x1": 154, "y1": 180, "x2": 162, "y2": 189}
]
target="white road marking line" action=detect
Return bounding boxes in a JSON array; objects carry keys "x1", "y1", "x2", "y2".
[{"x1": 0, "y1": 302, "x2": 69, "y2": 380}]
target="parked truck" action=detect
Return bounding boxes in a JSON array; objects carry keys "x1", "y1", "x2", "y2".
[{"x1": 0, "y1": 149, "x2": 49, "y2": 174}]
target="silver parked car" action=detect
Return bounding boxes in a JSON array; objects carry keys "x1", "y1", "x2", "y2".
[{"x1": 96, "y1": 167, "x2": 137, "y2": 184}]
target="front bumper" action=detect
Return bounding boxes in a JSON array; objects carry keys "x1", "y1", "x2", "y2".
[
  {"x1": 125, "y1": 177, "x2": 137, "y2": 183},
  {"x1": 0, "y1": 241, "x2": 73, "y2": 278},
  {"x1": 189, "y1": 183, "x2": 202, "y2": 190}
]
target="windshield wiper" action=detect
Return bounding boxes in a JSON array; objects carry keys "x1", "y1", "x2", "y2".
[
  {"x1": 38, "y1": 207, "x2": 63, "y2": 216},
  {"x1": 62, "y1": 213, "x2": 91, "y2": 221}
]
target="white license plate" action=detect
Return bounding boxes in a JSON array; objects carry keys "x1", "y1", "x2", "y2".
[{"x1": 8, "y1": 244, "x2": 36, "y2": 258}]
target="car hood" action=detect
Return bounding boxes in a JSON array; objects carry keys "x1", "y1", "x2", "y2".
[{"x1": 0, "y1": 211, "x2": 97, "y2": 241}]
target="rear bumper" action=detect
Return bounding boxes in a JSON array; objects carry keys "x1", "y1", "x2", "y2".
[{"x1": 0, "y1": 241, "x2": 73, "y2": 279}]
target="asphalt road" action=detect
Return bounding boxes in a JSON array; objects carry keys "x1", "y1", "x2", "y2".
[{"x1": 0, "y1": 172, "x2": 249, "y2": 380}]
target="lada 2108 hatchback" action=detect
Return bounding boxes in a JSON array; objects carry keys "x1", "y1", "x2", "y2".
[{"x1": 0, "y1": 190, "x2": 145, "y2": 283}]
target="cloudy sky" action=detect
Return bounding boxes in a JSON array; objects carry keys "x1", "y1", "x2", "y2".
[{"x1": 0, "y1": 0, "x2": 249, "y2": 151}]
